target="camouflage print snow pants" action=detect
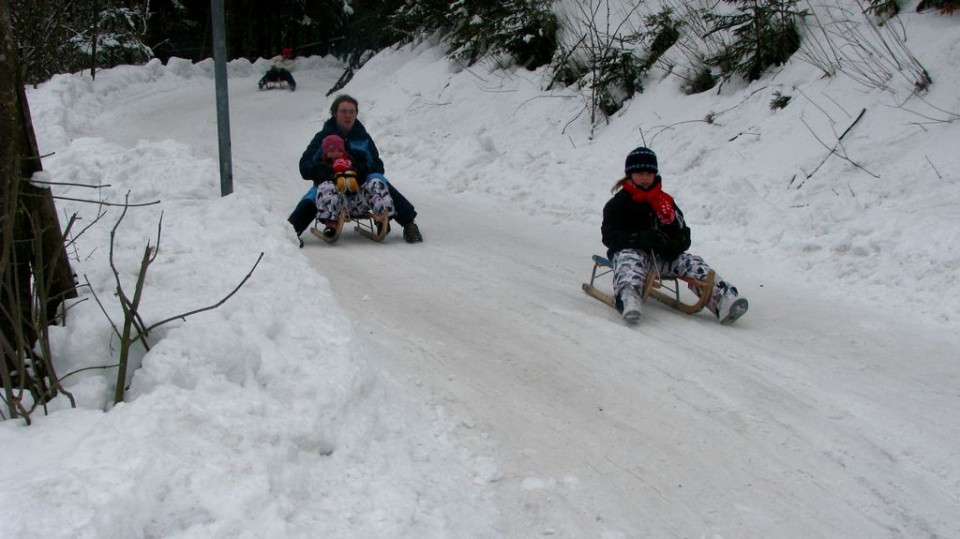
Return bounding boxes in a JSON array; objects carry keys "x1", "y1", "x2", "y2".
[
  {"x1": 315, "y1": 178, "x2": 395, "y2": 222},
  {"x1": 612, "y1": 249, "x2": 740, "y2": 317}
]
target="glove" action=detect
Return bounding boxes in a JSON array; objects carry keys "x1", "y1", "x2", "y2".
[
  {"x1": 333, "y1": 158, "x2": 352, "y2": 173},
  {"x1": 623, "y1": 230, "x2": 668, "y2": 250},
  {"x1": 313, "y1": 162, "x2": 333, "y2": 180},
  {"x1": 336, "y1": 171, "x2": 359, "y2": 193},
  {"x1": 650, "y1": 230, "x2": 670, "y2": 250}
]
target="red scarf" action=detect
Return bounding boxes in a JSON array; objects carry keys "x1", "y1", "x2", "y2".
[{"x1": 622, "y1": 180, "x2": 676, "y2": 224}]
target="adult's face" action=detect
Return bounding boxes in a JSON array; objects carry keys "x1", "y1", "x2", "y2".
[{"x1": 335, "y1": 102, "x2": 358, "y2": 133}]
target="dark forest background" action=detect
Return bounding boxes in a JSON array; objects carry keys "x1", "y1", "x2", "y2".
[{"x1": 11, "y1": 0, "x2": 423, "y2": 84}]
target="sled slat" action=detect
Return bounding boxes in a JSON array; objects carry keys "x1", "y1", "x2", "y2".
[
  {"x1": 645, "y1": 271, "x2": 715, "y2": 314},
  {"x1": 582, "y1": 283, "x2": 616, "y2": 307},
  {"x1": 591, "y1": 255, "x2": 612, "y2": 267}
]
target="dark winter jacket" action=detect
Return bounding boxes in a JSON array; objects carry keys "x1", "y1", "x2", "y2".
[
  {"x1": 299, "y1": 118, "x2": 384, "y2": 184},
  {"x1": 601, "y1": 179, "x2": 692, "y2": 261}
]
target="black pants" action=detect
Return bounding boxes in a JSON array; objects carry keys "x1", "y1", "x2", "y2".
[
  {"x1": 287, "y1": 183, "x2": 417, "y2": 236},
  {"x1": 261, "y1": 68, "x2": 295, "y2": 86}
]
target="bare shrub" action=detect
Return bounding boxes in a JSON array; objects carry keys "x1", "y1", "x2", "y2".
[{"x1": 797, "y1": 0, "x2": 931, "y2": 97}]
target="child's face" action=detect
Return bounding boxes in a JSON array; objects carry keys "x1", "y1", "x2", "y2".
[
  {"x1": 326, "y1": 148, "x2": 344, "y2": 160},
  {"x1": 629, "y1": 171, "x2": 657, "y2": 189}
]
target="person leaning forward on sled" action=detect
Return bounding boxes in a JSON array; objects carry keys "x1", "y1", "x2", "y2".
[
  {"x1": 601, "y1": 146, "x2": 748, "y2": 325},
  {"x1": 288, "y1": 94, "x2": 423, "y2": 244},
  {"x1": 258, "y1": 48, "x2": 296, "y2": 91},
  {"x1": 313, "y1": 134, "x2": 395, "y2": 238}
]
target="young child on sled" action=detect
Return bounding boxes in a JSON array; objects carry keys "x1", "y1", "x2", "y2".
[
  {"x1": 601, "y1": 146, "x2": 748, "y2": 325},
  {"x1": 314, "y1": 134, "x2": 395, "y2": 237}
]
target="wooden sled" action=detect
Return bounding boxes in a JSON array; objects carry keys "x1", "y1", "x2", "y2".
[
  {"x1": 259, "y1": 80, "x2": 288, "y2": 90},
  {"x1": 310, "y1": 211, "x2": 390, "y2": 244},
  {"x1": 309, "y1": 174, "x2": 391, "y2": 244},
  {"x1": 581, "y1": 254, "x2": 715, "y2": 315}
]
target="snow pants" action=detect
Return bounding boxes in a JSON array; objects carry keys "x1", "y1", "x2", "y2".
[
  {"x1": 611, "y1": 249, "x2": 740, "y2": 317},
  {"x1": 288, "y1": 178, "x2": 417, "y2": 237},
  {"x1": 315, "y1": 178, "x2": 395, "y2": 222}
]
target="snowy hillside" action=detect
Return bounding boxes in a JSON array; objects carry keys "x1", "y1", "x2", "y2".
[{"x1": 2, "y1": 1, "x2": 959, "y2": 537}]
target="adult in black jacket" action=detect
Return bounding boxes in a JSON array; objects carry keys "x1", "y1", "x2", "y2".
[
  {"x1": 287, "y1": 94, "x2": 423, "y2": 243},
  {"x1": 601, "y1": 147, "x2": 748, "y2": 324}
]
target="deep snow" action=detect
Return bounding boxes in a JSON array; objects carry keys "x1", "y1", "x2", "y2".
[{"x1": 2, "y1": 4, "x2": 960, "y2": 538}]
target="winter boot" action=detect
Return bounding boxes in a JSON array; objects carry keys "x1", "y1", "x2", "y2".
[
  {"x1": 403, "y1": 222, "x2": 423, "y2": 243},
  {"x1": 718, "y1": 295, "x2": 749, "y2": 325},
  {"x1": 620, "y1": 287, "x2": 643, "y2": 324},
  {"x1": 322, "y1": 220, "x2": 338, "y2": 238}
]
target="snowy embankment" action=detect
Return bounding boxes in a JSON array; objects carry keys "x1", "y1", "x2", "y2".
[{"x1": 4, "y1": 55, "x2": 500, "y2": 537}]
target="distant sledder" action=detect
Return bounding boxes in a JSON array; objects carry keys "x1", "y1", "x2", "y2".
[
  {"x1": 258, "y1": 48, "x2": 296, "y2": 91},
  {"x1": 584, "y1": 146, "x2": 748, "y2": 325}
]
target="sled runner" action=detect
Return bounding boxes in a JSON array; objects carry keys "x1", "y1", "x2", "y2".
[
  {"x1": 311, "y1": 210, "x2": 346, "y2": 243},
  {"x1": 581, "y1": 255, "x2": 715, "y2": 314},
  {"x1": 258, "y1": 80, "x2": 288, "y2": 90},
  {"x1": 310, "y1": 211, "x2": 390, "y2": 243},
  {"x1": 355, "y1": 211, "x2": 391, "y2": 242}
]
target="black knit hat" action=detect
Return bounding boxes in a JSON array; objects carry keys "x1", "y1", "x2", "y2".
[{"x1": 624, "y1": 147, "x2": 658, "y2": 175}]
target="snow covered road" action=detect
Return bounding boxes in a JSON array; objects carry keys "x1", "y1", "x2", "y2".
[{"x1": 80, "y1": 57, "x2": 960, "y2": 537}]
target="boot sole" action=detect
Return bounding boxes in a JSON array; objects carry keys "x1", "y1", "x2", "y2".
[{"x1": 720, "y1": 298, "x2": 749, "y2": 325}]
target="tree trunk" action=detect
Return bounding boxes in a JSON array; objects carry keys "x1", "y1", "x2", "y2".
[{"x1": 1, "y1": 0, "x2": 78, "y2": 420}]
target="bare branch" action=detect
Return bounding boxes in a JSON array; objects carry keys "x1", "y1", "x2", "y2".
[
  {"x1": 925, "y1": 156, "x2": 943, "y2": 179},
  {"x1": 30, "y1": 179, "x2": 111, "y2": 189},
  {"x1": 799, "y1": 108, "x2": 876, "y2": 182},
  {"x1": 52, "y1": 195, "x2": 160, "y2": 207},
  {"x1": 58, "y1": 363, "x2": 122, "y2": 383},
  {"x1": 144, "y1": 252, "x2": 265, "y2": 334},
  {"x1": 83, "y1": 275, "x2": 121, "y2": 340}
]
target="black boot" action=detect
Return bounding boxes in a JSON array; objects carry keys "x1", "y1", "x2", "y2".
[{"x1": 402, "y1": 222, "x2": 422, "y2": 243}]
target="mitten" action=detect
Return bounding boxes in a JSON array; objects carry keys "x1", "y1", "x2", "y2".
[
  {"x1": 314, "y1": 162, "x2": 333, "y2": 181},
  {"x1": 650, "y1": 230, "x2": 670, "y2": 249},
  {"x1": 621, "y1": 232, "x2": 643, "y2": 247},
  {"x1": 336, "y1": 172, "x2": 359, "y2": 193},
  {"x1": 623, "y1": 231, "x2": 667, "y2": 251},
  {"x1": 333, "y1": 158, "x2": 352, "y2": 173}
]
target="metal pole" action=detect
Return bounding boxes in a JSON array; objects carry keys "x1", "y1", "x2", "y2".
[
  {"x1": 210, "y1": 0, "x2": 233, "y2": 196},
  {"x1": 91, "y1": 0, "x2": 98, "y2": 80}
]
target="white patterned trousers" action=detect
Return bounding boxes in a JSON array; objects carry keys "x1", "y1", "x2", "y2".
[
  {"x1": 612, "y1": 248, "x2": 739, "y2": 316},
  {"x1": 315, "y1": 178, "x2": 395, "y2": 222}
]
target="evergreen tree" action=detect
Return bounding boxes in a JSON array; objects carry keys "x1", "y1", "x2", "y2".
[
  {"x1": 391, "y1": 0, "x2": 557, "y2": 70},
  {"x1": 704, "y1": 0, "x2": 808, "y2": 81},
  {"x1": 12, "y1": 0, "x2": 152, "y2": 84}
]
